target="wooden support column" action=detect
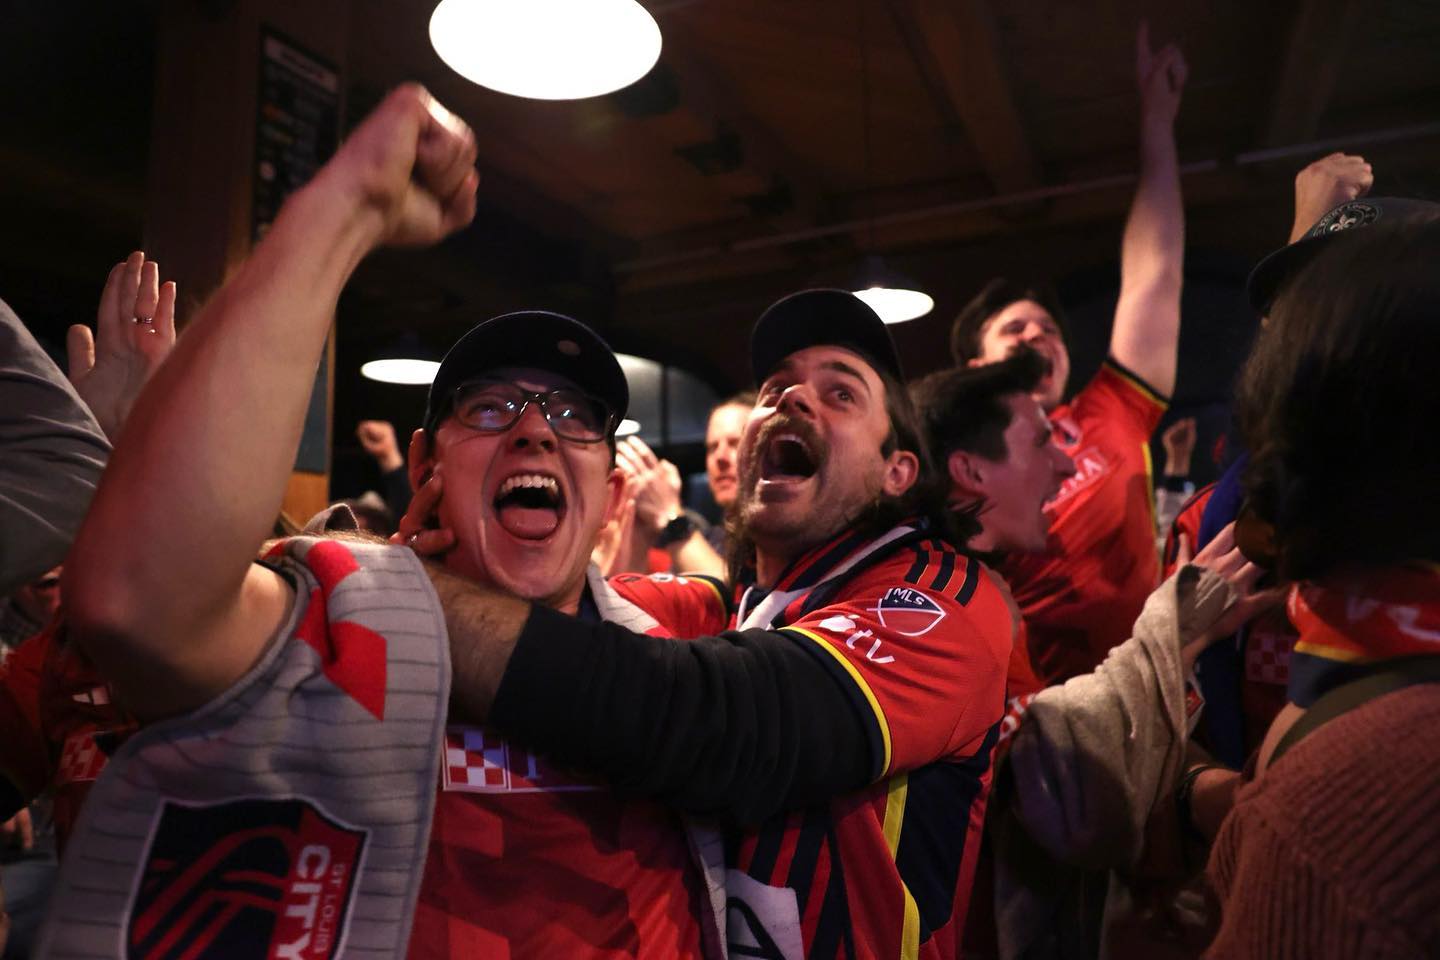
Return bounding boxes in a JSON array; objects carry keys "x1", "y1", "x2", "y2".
[{"x1": 144, "y1": 0, "x2": 350, "y2": 525}]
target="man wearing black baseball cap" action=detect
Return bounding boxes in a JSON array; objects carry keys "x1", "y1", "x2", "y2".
[
  {"x1": 398, "y1": 309, "x2": 740, "y2": 958},
  {"x1": 58, "y1": 87, "x2": 724, "y2": 958},
  {"x1": 398, "y1": 287, "x2": 1017, "y2": 957}
]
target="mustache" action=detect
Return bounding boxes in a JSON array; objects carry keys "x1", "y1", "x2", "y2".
[{"x1": 739, "y1": 413, "x2": 828, "y2": 487}]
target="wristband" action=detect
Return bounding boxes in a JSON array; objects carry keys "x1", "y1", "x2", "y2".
[
  {"x1": 657, "y1": 510, "x2": 699, "y2": 548},
  {"x1": 1161, "y1": 475, "x2": 1194, "y2": 494},
  {"x1": 1176, "y1": 762, "x2": 1227, "y2": 847}
]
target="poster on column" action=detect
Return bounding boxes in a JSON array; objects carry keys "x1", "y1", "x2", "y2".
[{"x1": 254, "y1": 28, "x2": 341, "y2": 474}]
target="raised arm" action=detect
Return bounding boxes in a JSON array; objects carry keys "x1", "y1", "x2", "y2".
[
  {"x1": 614, "y1": 437, "x2": 726, "y2": 578},
  {"x1": 65, "y1": 86, "x2": 478, "y2": 718},
  {"x1": 66, "y1": 252, "x2": 178, "y2": 444},
  {"x1": 1109, "y1": 23, "x2": 1187, "y2": 398},
  {"x1": 1287, "y1": 152, "x2": 1373, "y2": 243}
]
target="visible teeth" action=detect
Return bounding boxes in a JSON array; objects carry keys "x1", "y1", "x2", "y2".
[{"x1": 498, "y1": 474, "x2": 560, "y2": 497}]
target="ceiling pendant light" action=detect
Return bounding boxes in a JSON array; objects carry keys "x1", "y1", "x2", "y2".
[
  {"x1": 360, "y1": 333, "x2": 441, "y2": 385},
  {"x1": 851, "y1": 256, "x2": 935, "y2": 325},
  {"x1": 430, "y1": 0, "x2": 662, "y2": 101},
  {"x1": 847, "y1": 0, "x2": 931, "y2": 325}
]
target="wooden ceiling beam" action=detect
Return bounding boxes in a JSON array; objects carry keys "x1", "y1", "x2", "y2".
[
  {"x1": 652, "y1": 30, "x2": 838, "y2": 233},
  {"x1": 1263, "y1": 0, "x2": 1365, "y2": 147},
  {"x1": 885, "y1": 0, "x2": 1042, "y2": 194}
]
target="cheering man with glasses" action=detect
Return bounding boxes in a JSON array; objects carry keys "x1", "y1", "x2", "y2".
[
  {"x1": 57, "y1": 88, "x2": 721, "y2": 958},
  {"x1": 397, "y1": 312, "x2": 721, "y2": 958}
]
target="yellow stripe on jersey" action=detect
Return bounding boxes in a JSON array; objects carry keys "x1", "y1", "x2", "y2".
[
  {"x1": 1292, "y1": 640, "x2": 1370, "y2": 663},
  {"x1": 782, "y1": 626, "x2": 893, "y2": 775},
  {"x1": 882, "y1": 775, "x2": 920, "y2": 960},
  {"x1": 690, "y1": 575, "x2": 728, "y2": 619},
  {"x1": 1104, "y1": 358, "x2": 1169, "y2": 410},
  {"x1": 883, "y1": 774, "x2": 908, "y2": 855},
  {"x1": 901, "y1": 888, "x2": 920, "y2": 960}
]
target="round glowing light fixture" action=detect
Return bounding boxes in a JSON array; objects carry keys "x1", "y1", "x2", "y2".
[
  {"x1": 852, "y1": 287, "x2": 935, "y2": 325},
  {"x1": 429, "y1": 0, "x2": 663, "y2": 101},
  {"x1": 359, "y1": 358, "x2": 441, "y2": 385},
  {"x1": 360, "y1": 333, "x2": 441, "y2": 385},
  {"x1": 615, "y1": 418, "x2": 642, "y2": 438},
  {"x1": 850, "y1": 256, "x2": 934, "y2": 325}
]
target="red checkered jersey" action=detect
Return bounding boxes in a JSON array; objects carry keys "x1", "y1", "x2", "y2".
[
  {"x1": 613, "y1": 527, "x2": 1014, "y2": 959},
  {"x1": 1001, "y1": 360, "x2": 1167, "y2": 684},
  {"x1": 0, "y1": 621, "x2": 135, "y2": 850},
  {"x1": 409, "y1": 608, "x2": 707, "y2": 959}
]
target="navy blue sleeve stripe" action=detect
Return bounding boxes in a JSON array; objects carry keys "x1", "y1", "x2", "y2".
[
  {"x1": 929, "y1": 551, "x2": 956, "y2": 593},
  {"x1": 904, "y1": 546, "x2": 929, "y2": 585},
  {"x1": 953, "y1": 556, "x2": 980, "y2": 606},
  {"x1": 895, "y1": 722, "x2": 1000, "y2": 944}
]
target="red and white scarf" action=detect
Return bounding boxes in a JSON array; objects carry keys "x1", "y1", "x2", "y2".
[{"x1": 1286, "y1": 563, "x2": 1440, "y2": 705}]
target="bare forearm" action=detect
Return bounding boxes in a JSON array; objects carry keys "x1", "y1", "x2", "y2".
[
  {"x1": 671, "y1": 531, "x2": 726, "y2": 579},
  {"x1": 1112, "y1": 117, "x2": 1184, "y2": 396},
  {"x1": 1187, "y1": 765, "x2": 1240, "y2": 841},
  {"x1": 68, "y1": 179, "x2": 383, "y2": 639}
]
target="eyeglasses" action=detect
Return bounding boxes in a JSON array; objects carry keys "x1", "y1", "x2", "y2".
[{"x1": 451, "y1": 379, "x2": 613, "y2": 443}]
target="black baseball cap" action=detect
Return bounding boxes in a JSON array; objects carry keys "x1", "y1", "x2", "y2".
[
  {"x1": 424, "y1": 311, "x2": 629, "y2": 433},
  {"x1": 750, "y1": 289, "x2": 904, "y2": 385},
  {"x1": 1247, "y1": 197, "x2": 1440, "y2": 313}
]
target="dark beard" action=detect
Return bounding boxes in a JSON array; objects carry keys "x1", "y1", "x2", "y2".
[
  {"x1": 726, "y1": 412, "x2": 830, "y2": 582},
  {"x1": 736, "y1": 412, "x2": 828, "y2": 499}
]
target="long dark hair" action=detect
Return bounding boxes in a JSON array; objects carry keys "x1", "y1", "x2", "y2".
[{"x1": 1236, "y1": 220, "x2": 1440, "y2": 581}]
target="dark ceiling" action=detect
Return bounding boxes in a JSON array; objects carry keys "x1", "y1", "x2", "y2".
[{"x1": 3, "y1": 0, "x2": 1439, "y2": 495}]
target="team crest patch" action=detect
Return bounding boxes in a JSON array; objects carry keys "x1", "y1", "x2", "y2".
[
  {"x1": 871, "y1": 587, "x2": 947, "y2": 636},
  {"x1": 127, "y1": 798, "x2": 367, "y2": 960},
  {"x1": 1309, "y1": 200, "x2": 1379, "y2": 237}
]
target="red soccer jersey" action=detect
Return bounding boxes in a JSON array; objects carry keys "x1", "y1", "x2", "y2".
[
  {"x1": 613, "y1": 526, "x2": 1014, "y2": 960},
  {"x1": 408, "y1": 604, "x2": 707, "y2": 960},
  {"x1": 0, "y1": 621, "x2": 136, "y2": 850},
  {"x1": 1002, "y1": 360, "x2": 1167, "y2": 684}
]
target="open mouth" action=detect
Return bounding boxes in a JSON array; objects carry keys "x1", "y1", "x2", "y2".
[
  {"x1": 762, "y1": 433, "x2": 818, "y2": 482},
  {"x1": 493, "y1": 472, "x2": 565, "y2": 540}
]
